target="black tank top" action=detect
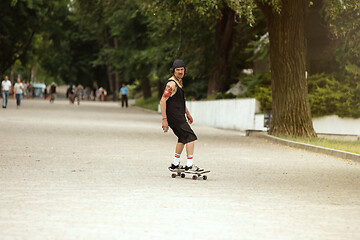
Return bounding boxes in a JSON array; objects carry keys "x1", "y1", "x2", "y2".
[{"x1": 166, "y1": 79, "x2": 186, "y2": 125}]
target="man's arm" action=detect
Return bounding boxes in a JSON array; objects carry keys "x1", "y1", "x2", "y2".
[
  {"x1": 160, "y1": 82, "x2": 175, "y2": 132},
  {"x1": 185, "y1": 107, "x2": 193, "y2": 124}
]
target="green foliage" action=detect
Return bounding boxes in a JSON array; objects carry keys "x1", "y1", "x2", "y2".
[
  {"x1": 183, "y1": 77, "x2": 208, "y2": 100},
  {"x1": 308, "y1": 74, "x2": 340, "y2": 116},
  {"x1": 0, "y1": 0, "x2": 101, "y2": 86},
  {"x1": 102, "y1": 0, "x2": 159, "y2": 83},
  {"x1": 323, "y1": 0, "x2": 360, "y2": 74},
  {"x1": 308, "y1": 73, "x2": 360, "y2": 118},
  {"x1": 0, "y1": 0, "x2": 46, "y2": 73},
  {"x1": 245, "y1": 32, "x2": 269, "y2": 62},
  {"x1": 253, "y1": 85, "x2": 272, "y2": 111},
  {"x1": 133, "y1": 92, "x2": 159, "y2": 111}
]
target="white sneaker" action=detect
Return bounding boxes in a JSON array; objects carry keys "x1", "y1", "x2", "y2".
[{"x1": 184, "y1": 165, "x2": 204, "y2": 172}]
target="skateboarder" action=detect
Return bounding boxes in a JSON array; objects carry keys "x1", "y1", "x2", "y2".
[{"x1": 160, "y1": 60, "x2": 202, "y2": 171}]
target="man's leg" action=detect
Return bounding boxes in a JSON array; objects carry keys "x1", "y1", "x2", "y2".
[
  {"x1": 2, "y1": 91, "x2": 5, "y2": 107},
  {"x1": 185, "y1": 141, "x2": 194, "y2": 168},
  {"x1": 4, "y1": 91, "x2": 9, "y2": 107},
  {"x1": 16, "y1": 94, "x2": 20, "y2": 106},
  {"x1": 185, "y1": 141, "x2": 194, "y2": 156},
  {"x1": 170, "y1": 142, "x2": 185, "y2": 169},
  {"x1": 175, "y1": 142, "x2": 185, "y2": 154}
]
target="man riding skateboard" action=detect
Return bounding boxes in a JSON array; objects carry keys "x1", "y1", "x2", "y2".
[{"x1": 160, "y1": 60, "x2": 203, "y2": 172}]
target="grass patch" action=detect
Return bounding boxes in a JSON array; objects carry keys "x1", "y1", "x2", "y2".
[
  {"x1": 134, "y1": 92, "x2": 159, "y2": 111},
  {"x1": 283, "y1": 137, "x2": 360, "y2": 154}
]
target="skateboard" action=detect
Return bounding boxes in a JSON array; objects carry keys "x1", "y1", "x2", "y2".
[{"x1": 169, "y1": 167, "x2": 210, "y2": 180}]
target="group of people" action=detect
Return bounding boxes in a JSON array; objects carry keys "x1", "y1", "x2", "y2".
[
  {"x1": 1, "y1": 75, "x2": 61, "y2": 109},
  {"x1": 70, "y1": 84, "x2": 129, "y2": 107},
  {"x1": 66, "y1": 85, "x2": 107, "y2": 103},
  {"x1": 66, "y1": 84, "x2": 86, "y2": 105},
  {"x1": 1, "y1": 76, "x2": 28, "y2": 109},
  {"x1": 94, "y1": 87, "x2": 107, "y2": 102}
]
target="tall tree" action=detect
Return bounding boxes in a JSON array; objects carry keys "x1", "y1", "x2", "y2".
[{"x1": 256, "y1": 0, "x2": 317, "y2": 137}]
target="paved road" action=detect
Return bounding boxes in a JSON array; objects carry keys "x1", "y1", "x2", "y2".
[{"x1": 0, "y1": 99, "x2": 359, "y2": 240}]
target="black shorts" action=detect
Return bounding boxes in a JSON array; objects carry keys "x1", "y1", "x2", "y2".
[{"x1": 169, "y1": 121, "x2": 197, "y2": 144}]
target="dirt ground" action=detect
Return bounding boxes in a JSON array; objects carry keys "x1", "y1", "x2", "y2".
[{"x1": 0, "y1": 99, "x2": 359, "y2": 240}]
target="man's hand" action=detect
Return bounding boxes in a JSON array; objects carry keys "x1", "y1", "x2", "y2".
[
  {"x1": 162, "y1": 119, "x2": 169, "y2": 132},
  {"x1": 186, "y1": 113, "x2": 193, "y2": 124}
]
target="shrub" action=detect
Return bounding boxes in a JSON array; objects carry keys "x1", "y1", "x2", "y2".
[{"x1": 308, "y1": 73, "x2": 360, "y2": 118}]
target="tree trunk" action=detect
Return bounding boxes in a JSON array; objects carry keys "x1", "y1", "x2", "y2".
[
  {"x1": 106, "y1": 64, "x2": 114, "y2": 93},
  {"x1": 141, "y1": 77, "x2": 152, "y2": 99},
  {"x1": 207, "y1": 4, "x2": 235, "y2": 96},
  {"x1": 259, "y1": 0, "x2": 317, "y2": 137},
  {"x1": 113, "y1": 37, "x2": 120, "y2": 101}
]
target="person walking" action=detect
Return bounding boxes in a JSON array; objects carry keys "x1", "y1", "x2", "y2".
[
  {"x1": 120, "y1": 83, "x2": 129, "y2": 108},
  {"x1": 99, "y1": 87, "x2": 106, "y2": 101},
  {"x1": 14, "y1": 78, "x2": 24, "y2": 108},
  {"x1": 44, "y1": 87, "x2": 48, "y2": 100},
  {"x1": 160, "y1": 60, "x2": 203, "y2": 171},
  {"x1": 50, "y1": 82, "x2": 57, "y2": 103},
  {"x1": 74, "y1": 84, "x2": 85, "y2": 105},
  {"x1": 22, "y1": 81, "x2": 28, "y2": 98},
  {"x1": 1, "y1": 76, "x2": 12, "y2": 108}
]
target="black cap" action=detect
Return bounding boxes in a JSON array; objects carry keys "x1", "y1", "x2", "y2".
[{"x1": 172, "y1": 59, "x2": 186, "y2": 69}]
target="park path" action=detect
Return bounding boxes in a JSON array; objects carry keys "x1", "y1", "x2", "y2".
[{"x1": 0, "y1": 99, "x2": 359, "y2": 240}]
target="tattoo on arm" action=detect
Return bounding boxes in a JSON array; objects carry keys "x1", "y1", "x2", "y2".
[{"x1": 163, "y1": 85, "x2": 173, "y2": 99}]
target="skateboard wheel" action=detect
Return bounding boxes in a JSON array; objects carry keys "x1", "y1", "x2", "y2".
[
  {"x1": 192, "y1": 175, "x2": 198, "y2": 180},
  {"x1": 202, "y1": 175, "x2": 207, "y2": 180},
  {"x1": 181, "y1": 173, "x2": 186, "y2": 178},
  {"x1": 171, "y1": 173, "x2": 177, "y2": 178}
]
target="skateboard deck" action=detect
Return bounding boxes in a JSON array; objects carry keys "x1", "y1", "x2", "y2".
[{"x1": 169, "y1": 167, "x2": 210, "y2": 180}]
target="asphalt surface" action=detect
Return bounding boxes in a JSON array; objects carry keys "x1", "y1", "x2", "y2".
[{"x1": 0, "y1": 99, "x2": 359, "y2": 240}]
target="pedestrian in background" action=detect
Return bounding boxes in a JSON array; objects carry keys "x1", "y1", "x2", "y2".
[
  {"x1": 44, "y1": 87, "x2": 48, "y2": 100},
  {"x1": 2, "y1": 76, "x2": 12, "y2": 108},
  {"x1": 74, "y1": 84, "x2": 85, "y2": 105},
  {"x1": 50, "y1": 82, "x2": 57, "y2": 103},
  {"x1": 84, "y1": 87, "x2": 91, "y2": 100},
  {"x1": 14, "y1": 77, "x2": 24, "y2": 109},
  {"x1": 22, "y1": 81, "x2": 28, "y2": 98},
  {"x1": 99, "y1": 87, "x2": 106, "y2": 101},
  {"x1": 120, "y1": 83, "x2": 129, "y2": 108}
]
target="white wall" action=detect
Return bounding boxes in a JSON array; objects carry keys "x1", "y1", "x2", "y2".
[
  {"x1": 313, "y1": 115, "x2": 360, "y2": 135},
  {"x1": 186, "y1": 99, "x2": 259, "y2": 131}
]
